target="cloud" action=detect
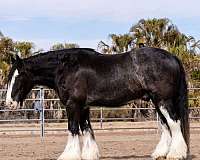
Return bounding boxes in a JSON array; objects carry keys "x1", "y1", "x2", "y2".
[
  {"x1": 0, "y1": 16, "x2": 30, "y2": 22},
  {"x1": 14, "y1": 37, "x2": 106, "y2": 51},
  {"x1": 0, "y1": 0, "x2": 199, "y2": 22},
  {"x1": 1, "y1": 0, "x2": 199, "y2": 50}
]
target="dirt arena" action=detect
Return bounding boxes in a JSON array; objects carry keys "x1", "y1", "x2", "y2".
[{"x1": 0, "y1": 122, "x2": 200, "y2": 160}]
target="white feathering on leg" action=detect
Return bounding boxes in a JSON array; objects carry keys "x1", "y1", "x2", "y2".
[
  {"x1": 166, "y1": 120, "x2": 187, "y2": 159},
  {"x1": 160, "y1": 106, "x2": 187, "y2": 159},
  {"x1": 58, "y1": 132, "x2": 81, "y2": 160},
  {"x1": 81, "y1": 130, "x2": 100, "y2": 160},
  {"x1": 151, "y1": 122, "x2": 171, "y2": 159}
]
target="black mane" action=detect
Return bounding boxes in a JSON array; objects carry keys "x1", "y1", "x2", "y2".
[
  {"x1": 23, "y1": 48, "x2": 100, "y2": 66},
  {"x1": 26, "y1": 48, "x2": 99, "y2": 60},
  {"x1": 22, "y1": 48, "x2": 101, "y2": 89},
  {"x1": 8, "y1": 48, "x2": 100, "y2": 81}
]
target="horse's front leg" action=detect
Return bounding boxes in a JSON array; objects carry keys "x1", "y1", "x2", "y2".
[
  {"x1": 80, "y1": 107, "x2": 100, "y2": 160},
  {"x1": 58, "y1": 100, "x2": 81, "y2": 160}
]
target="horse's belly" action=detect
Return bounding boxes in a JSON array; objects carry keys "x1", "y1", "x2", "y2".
[{"x1": 86, "y1": 88, "x2": 143, "y2": 107}]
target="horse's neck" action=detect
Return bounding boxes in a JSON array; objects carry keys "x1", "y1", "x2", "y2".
[
  {"x1": 33, "y1": 71, "x2": 56, "y2": 89},
  {"x1": 26, "y1": 57, "x2": 58, "y2": 89}
]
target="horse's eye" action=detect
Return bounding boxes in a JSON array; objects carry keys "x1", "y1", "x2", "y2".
[
  {"x1": 15, "y1": 76, "x2": 23, "y2": 82},
  {"x1": 15, "y1": 76, "x2": 19, "y2": 80}
]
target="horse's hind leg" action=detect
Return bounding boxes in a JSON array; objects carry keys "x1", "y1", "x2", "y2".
[
  {"x1": 159, "y1": 100, "x2": 187, "y2": 160},
  {"x1": 80, "y1": 107, "x2": 99, "y2": 160},
  {"x1": 152, "y1": 108, "x2": 171, "y2": 159},
  {"x1": 58, "y1": 100, "x2": 81, "y2": 160}
]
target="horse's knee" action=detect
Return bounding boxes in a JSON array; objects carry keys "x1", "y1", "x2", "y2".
[
  {"x1": 70, "y1": 121, "x2": 79, "y2": 135},
  {"x1": 66, "y1": 100, "x2": 81, "y2": 135},
  {"x1": 79, "y1": 107, "x2": 91, "y2": 132}
]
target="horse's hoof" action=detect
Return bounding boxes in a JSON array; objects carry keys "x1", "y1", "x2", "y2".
[
  {"x1": 165, "y1": 156, "x2": 187, "y2": 160},
  {"x1": 167, "y1": 158, "x2": 187, "y2": 160},
  {"x1": 166, "y1": 151, "x2": 187, "y2": 160},
  {"x1": 57, "y1": 154, "x2": 81, "y2": 160},
  {"x1": 152, "y1": 151, "x2": 167, "y2": 160},
  {"x1": 155, "y1": 157, "x2": 166, "y2": 160}
]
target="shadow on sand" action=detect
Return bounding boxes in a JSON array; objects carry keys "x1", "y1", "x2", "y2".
[{"x1": 101, "y1": 154, "x2": 150, "y2": 159}]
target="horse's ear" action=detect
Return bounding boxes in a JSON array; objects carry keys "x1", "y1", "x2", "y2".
[
  {"x1": 16, "y1": 54, "x2": 21, "y2": 62},
  {"x1": 15, "y1": 54, "x2": 24, "y2": 69},
  {"x1": 11, "y1": 55, "x2": 16, "y2": 64}
]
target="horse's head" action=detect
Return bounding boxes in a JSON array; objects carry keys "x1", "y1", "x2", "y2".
[{"x1": 6, "y1": 55, "x2": 33, "y2": 109}]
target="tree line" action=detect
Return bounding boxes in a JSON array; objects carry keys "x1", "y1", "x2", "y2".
[
  {"x1": 0, "y1": 18, "x2": 200, "y2": 88},
  {"x1": 98, "y1": 18, "x2": 200, "y2": 85},
  {"x1": 0, "y1": 18, "x2": 200, "y2": 121},
  {"x1": 0, "y1": 33, "x2": 79, "y2": 87}
]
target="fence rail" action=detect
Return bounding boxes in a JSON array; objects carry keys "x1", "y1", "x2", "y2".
[{"x1": 0, "y1": 88, "x2": 200, "y2": 137}]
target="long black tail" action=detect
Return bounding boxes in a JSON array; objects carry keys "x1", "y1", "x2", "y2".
[{"x1": 175, "y1": 57, "x2": 190, "y2": 153}]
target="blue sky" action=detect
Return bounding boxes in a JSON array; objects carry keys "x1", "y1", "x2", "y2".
[{"x1": 0, "y1": 0, "x2": 200, "y2": 51}]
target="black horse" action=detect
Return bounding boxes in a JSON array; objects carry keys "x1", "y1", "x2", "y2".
[{"x1": 6, "y1": 47, "x2": 189, "y2": 160}]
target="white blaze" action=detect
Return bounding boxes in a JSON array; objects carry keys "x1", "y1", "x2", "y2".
[{"x1": 6, "y1": 69, "x2": 19, "y2": 106}]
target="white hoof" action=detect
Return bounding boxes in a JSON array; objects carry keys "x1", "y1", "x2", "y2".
[
  {"x1": 152, "y1": 149, "x2": 168, "y2": 160},
  {"x1": 151, "y1": 123, "x2": 171, "y2": 160},
  {"x1": 152, "y1": 144, "x2": 169, "y2": 159},
  {"x1": 159, "y1": 108, "x2": 188, "y2": 160},
  {"x1": 81, "y1": 131, "x2": 100, "y2": 160},
  {"x1": 58, "y1": 133, "x2": 81, "y2": 160},
  {"x1": 58, "y1": 153, "x2": 81, "y2": 160},
  {"x1": 166, "y1": 122, "x2": 187, "y2": 160},
  {"x1": 166, "y1": 147, "x2": 187, "y2": 160}
]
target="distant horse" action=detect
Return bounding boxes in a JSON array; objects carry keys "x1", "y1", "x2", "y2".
[{"x1": 6, "y1": 47, "x2": 189, "y2": 160}]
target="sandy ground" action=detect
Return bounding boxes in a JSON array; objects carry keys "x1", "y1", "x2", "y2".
[{"x1": 0, "y1": 122, "x2": 200, "y2": 160}]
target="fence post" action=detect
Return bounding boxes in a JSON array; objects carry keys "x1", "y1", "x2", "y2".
[
  {"x1": 156, "y1": 112, "x2": 160, "y2": 134},
  {"x1": 100, "y1": 107, "x2": 103, "y2": 129},
  {"x1": 40, "y1": 87, "x2": 45, "y2": 138}
]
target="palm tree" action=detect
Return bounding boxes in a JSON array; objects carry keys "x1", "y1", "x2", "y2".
[
  {"x1": 50, "y1": 43, "x2": 65, "y2": 51},
  {"x1": 187, "y1": 36, "x2": 200, "y2": 54},
  {"x1": 0, "y1": 37, "x2": 14, "y2": 63},
  {"x1": 14, "y1": 41, "x2": 34, "y2": 58},
  {"x1": 0, "y1": 31, "x2": 4, "y2": 39},
  {"x1": 98, "y1": 34, "x2": 133, "y2": 54},
  {"x1": 50, "y1": 42, "x2": 79, "y2": 51},
  {"x1": 0, "y1": 37, "x2": 14, "y2": 84},
  {"x1": 97, "y1": 41, "x2": 113, "y2": 54},
  {"x1": 64, "y1": 43, "x2": 79, "y2": 49},
  {"x1": 129, "y1": 18, "x2": 199, "y2": 59},
  {"x1": 130, "y1": 18, "x2": 177, "y2": 48}
]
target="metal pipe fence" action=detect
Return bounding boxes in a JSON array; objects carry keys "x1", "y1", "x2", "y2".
[{"x1": 0, "y1": 87, "x2": 200, "y2": 137}]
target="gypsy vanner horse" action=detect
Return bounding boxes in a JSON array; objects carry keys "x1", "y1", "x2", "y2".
[{"x1": 5, "y1": 47, "x2": 189, "y2": 160}]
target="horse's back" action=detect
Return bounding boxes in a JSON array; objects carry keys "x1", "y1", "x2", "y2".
[
  {"x1": 132, "y1": 47, "x2": 177, "y2": 64},
  {"x1": 131, "y1": 47, "x2": 182, "y2": 100},
  {"x1": 56, "y1": 47, "x2": 182, "y2": 107}
]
